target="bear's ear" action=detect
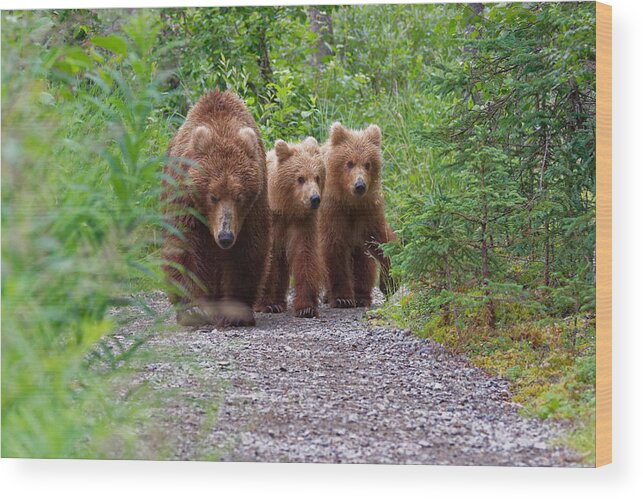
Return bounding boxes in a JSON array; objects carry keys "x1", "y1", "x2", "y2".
[
  {"x1": 330, "y1": 122, "x2": 349, "y2": 146},
  {"x1": 302, "y1": 136, "x2": 319, "y2": 148},
  {"x1": 364, "y1": 124, "x2": 381, "y2": 147},
  {"x1": 191, "y1": 126, "x2": 213, "y2": 154},
  {"x1": 274, "y1": 140, "x2": 293, "y2": 162},
  {"x1": 238, "y1": 127, "x2": 259, "y2": 158},
  {"x1": 301, "y1": 136, "x2": 321, "y2": 155}
]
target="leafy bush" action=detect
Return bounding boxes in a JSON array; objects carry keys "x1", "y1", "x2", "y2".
[
  {"x1": 383, "y1": 2, "x2": 596, "y2": 329},
  {"x1": 2, "y1": 10, "x2": 170, "y2": 458}
]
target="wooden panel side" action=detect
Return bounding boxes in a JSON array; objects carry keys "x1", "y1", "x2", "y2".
[{"x1": 595, "y1": 1, "x2": 612, "y2": 468}]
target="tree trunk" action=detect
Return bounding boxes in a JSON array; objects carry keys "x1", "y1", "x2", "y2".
[
  {"x1": 257, "y1": 23, "x2": 273, "y2": 86},
  {"x1": 308, "y1": 7, "x2": 334, "y2": 70},
  {"x1": 445, "y1": 255, "x2": 462, "y2": 342},
  {"x1": 464, "y1": 3, "x2": 485, "y2": 55},
  {"x1": 469, "y1": 3, "x2": 485, "y2": 15},
  {"x1": 481, "y1": 225, "x2": 489, "y2": 280},
  {"x1": 480, "y1": 160, "x2": 496, "y2": 330},
  {"x1": 544, "y1": 220, "x2": 550, "y2": 286},
  {"x1": 480, "y1": 221, "x2": 496, "y2": 330}
]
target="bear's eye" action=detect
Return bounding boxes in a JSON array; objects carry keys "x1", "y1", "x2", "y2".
[
  {"x1": 315, "y1": 175, "x2": 320, "y2": 184},
  {"x1": 210, "y1": 195, "x2": 218, "y2": 203},
  {"x1": 297, "y1": 176, "x2": 305, "y2": 184},
  {"x1": 364, "y1": 162, "x2": 371, "y2": 170},
  {"x1": 347, "y1": 160, "x2": 354, "y2": 169}
]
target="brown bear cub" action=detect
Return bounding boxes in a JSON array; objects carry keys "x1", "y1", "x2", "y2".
[
  {"x1": 255, "y1": 137, "x2": 326, "y2": 318},
  {"x1": 161, "y1": 90, "x2": 271, "y2": 327},
  {"x1": 319, "y1": 122, "x2": 396, "y2": 308}
]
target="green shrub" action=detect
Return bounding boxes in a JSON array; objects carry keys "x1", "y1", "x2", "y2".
[{"x1": 2, "y1": 10, "x2": 169, "y2": 458}]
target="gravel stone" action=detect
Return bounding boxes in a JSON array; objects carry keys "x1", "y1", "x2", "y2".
[{"x1": 113, "y1": 289, "x2": 583, "y2": 466}]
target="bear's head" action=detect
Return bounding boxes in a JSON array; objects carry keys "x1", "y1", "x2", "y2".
[
  {"x1": 269, "y1": 137, "x2": 325, "y2": 216},
  {"x1": 325, "y1": 122, "x2": 382, "y2": 203},
  {"x1": 187, "y1": 125, "x2": 264, "y2": 249}
]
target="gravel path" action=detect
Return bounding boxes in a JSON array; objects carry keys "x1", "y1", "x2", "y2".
[{"x1": 115, "y1": 290, "x2": 582, "y2": 466}]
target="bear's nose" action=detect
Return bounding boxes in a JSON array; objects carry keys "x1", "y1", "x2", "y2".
[
  {"x1": 217, "y1": 231, "x2": 235, "y2": 249},
  {"x1": 310, "y1": 194, "x2": 321, "y2": 209},
  {"x1": 354, "y1": 178, "x2": 366, "y2": 195}
]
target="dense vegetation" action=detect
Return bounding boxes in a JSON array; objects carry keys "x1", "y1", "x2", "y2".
[{"x1": 2, "y1": 3, "x2": 596, "y2": 462}]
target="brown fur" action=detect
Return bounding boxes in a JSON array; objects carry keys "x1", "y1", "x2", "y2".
[
  {"x1": 255, "y1": 137, "x2": 326, "y2": 318},
  {"x1": 161, "y1": 90, "x2": 271, "y2": 327},
  {"x1": 319, "y1": 122, "x2": 396, "y2": 308}
]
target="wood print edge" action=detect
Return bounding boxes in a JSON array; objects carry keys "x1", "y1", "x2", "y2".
[{"x1": 595, "y1": 1, "x2": 612, "y2": 468}]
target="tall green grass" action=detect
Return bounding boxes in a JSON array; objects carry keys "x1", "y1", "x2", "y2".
[{"x1": 1, "y1": 11, "x2": 171, "y2": 458}]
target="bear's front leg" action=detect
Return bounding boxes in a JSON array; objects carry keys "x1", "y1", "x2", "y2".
[
  {"x1": 325, "y1": 244, "x2": 356, "y2": 308},
  {"x1": 163, "y1": 238, "x2": 214, "y2": 326},
  {"x1": 254, "y1": 245, "x2": 289, "y2": 314},
  {"x1": 288, "y1": 226, "x2": 322, "y2": 318},
  {"x1": 219, "y1": 248, "x2": 266, "y2": 327},
  {"x1": 366, "y1": 223, "x2": 398, "y2": 298},
  {"x1": 352, "y1": 246, "x2": 377, "y2": 307}
]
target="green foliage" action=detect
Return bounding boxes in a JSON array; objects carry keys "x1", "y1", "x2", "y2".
[
  {"x1": 158, "y1": 7, "x2": 320, "y2": 145},
  {"x1": 386, "y1": 2, "x2": 596, "y2": 330},
  {"x1": 1, "y1": 10, "x2": 171, "y2": 458}
]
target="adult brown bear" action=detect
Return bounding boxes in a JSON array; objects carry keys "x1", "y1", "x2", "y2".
[
  {"x1": 161, "y1": 90, "x2": 271, "y2": 327},
  {"x1": 319, "y1": 122, "x2": 396, "y2": 308},
  {"x1": 255, "y1": 137, "x2": 326, "y2": 318}
]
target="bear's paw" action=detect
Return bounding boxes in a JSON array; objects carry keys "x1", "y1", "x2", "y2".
[
  {"x1": 215, "y1": 301, "x2": 256, "y2": 327},
  {"x1": 331, "y1": 297, "x2": 356, "y2": 308},
  {"x1": 294, "y1": 306, "x2": 318, "y2": 319},
  {"x1": 256, "y1": 303, "x2": 286, "y2": 314}
]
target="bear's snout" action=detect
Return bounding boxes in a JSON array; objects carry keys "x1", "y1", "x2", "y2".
[
  {"x1": 212, "y1": 202, "x2": 238, "y2": 249},
  {"x1": 310, "y1": 194, "x2": 321, "y2": 209},
  {"x1": 354, "y1": 178, "x2": 367, "y2": 196},
  {"x1": 217, "y1": 230, "x2": 235, "y2": 249}
]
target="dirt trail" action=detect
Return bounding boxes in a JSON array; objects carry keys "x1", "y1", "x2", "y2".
[{"x1": 115, "y1": 291, "x2": 581, "y2": 466}]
